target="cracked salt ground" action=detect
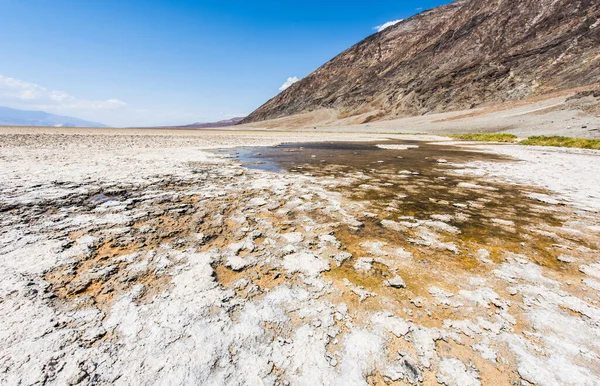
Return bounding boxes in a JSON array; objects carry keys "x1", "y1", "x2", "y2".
[{"x1": 1, "y1": 133, "x2": 600, "y2": 385}]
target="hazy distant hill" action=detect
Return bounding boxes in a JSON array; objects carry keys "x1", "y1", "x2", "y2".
[
  {"x1": 178, "y1": 117, "x2": 245, "y2": 129},
  {"x1": 0, "y1": 106, "x2": 108, "y2": 127},
  {"x1": 243, "y1": 0, "x2": 600, "y2": 124}
]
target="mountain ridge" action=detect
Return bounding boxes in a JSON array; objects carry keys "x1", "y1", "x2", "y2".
[
  {"x1": 242, "y1": 0, "x2": 600, "y2": 125},
  {"x1": 178, "y1": 117, "x2": 245, "y2": 129},
  {"x1": 0, "y1": 106, "x2": 107, "y2": 128}
]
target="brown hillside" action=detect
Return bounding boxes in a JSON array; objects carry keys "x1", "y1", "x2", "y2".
[{"x1": 242, "y1": 0, "x2": 600, "y2": 124}]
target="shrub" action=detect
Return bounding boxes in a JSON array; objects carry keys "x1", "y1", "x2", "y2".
[
  {"x1": 448, "y1": 133, "x2": 518, "y2": 142},
  {"x1": 520, "y1": 136, "x2": 600, "y2": 150}
]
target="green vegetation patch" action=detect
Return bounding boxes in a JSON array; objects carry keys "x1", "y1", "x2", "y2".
[
  {"x1": 520, "y1": 136, "x2": 600, "y2": 150},
  {"x1": 448, "y1": 133, "x2": 518, "y2": 142}
]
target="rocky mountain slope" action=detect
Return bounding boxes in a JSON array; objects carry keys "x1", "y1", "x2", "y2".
[{"x1": 243, "y1": 0, "x2": 600, "y2": 124}]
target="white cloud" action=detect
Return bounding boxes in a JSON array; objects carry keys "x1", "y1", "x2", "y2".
[
  {"x1": 279, "y1": 76, "x2": 301, "y2": 91},
  {"x1": 374, "y1": 19, "x2": 403, "y2": 32},
  {"x1": 0, "y1": 74, "x2": 237, "y2": 127},
  {"x1": 0, "y1": 74, "x2": 127, "y2": 113}
]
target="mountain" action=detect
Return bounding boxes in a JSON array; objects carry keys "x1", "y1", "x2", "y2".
[
  {"x1": 0, "y1": 106, "x2": 108, "y2": 127},
  {"x1": 243, "y1": 0, "x2": 600, "y2": 125},
  {"x1": 178, "y1": 117, "x2": 245, "y2": 129}
]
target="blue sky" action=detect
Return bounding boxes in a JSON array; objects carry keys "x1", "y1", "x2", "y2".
[{"x1": 0, "y1": 0, "x2": 449, "y2": 126}]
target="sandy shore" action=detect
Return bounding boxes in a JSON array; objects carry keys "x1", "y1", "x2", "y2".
[{"x1": 1, "y1": 128, "x2": 599, "y2": 385}]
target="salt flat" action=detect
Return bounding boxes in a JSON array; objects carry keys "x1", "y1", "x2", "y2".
[{"x1": 1, "y1": 128, "x2": 600, "y2": 385}]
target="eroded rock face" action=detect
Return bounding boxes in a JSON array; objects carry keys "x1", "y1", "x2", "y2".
[{"x1": 243, "y1": 0, "x2": 600, "y2": 124}]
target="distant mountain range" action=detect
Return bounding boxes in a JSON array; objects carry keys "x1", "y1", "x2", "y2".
[
  {"x1": 243, "y1": 0, "x2": 600, "y2": 125},
  {"x1": 0, "y1": 106, "x2": 107, "y2": 127},
  {"x1": 177, "y1": 117, "x2": 245, "y2": 129}
]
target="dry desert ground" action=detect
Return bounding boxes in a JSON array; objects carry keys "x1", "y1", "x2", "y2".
[{"x1": 1, "y1": 127, "x2": 600, "y2": 385}]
